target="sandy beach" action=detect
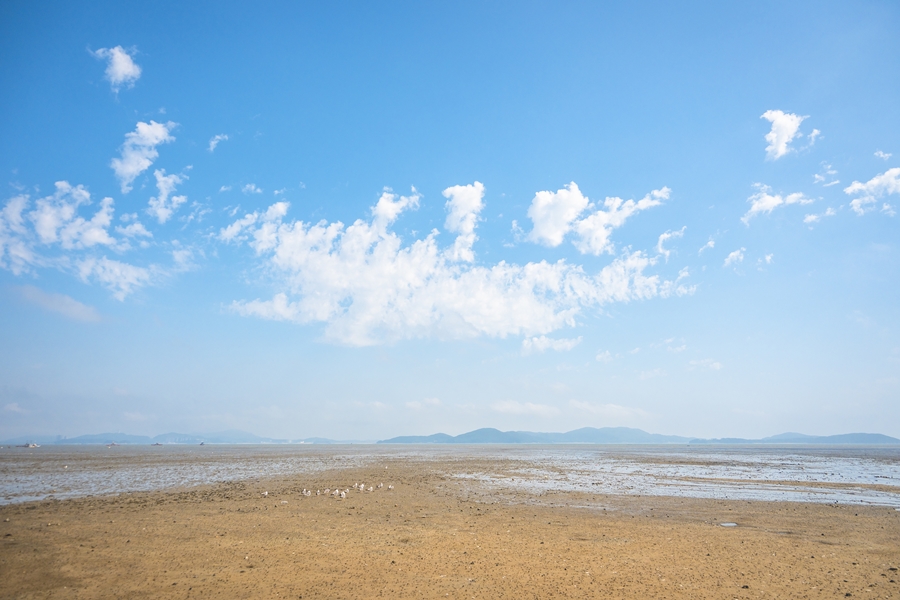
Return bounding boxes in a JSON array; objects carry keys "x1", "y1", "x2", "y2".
[{"x1": 2, "y1": 454, "x2": 899, "y2": 599}]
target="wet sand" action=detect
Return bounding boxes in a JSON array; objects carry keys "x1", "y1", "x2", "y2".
[{"x1": 2, "y1": 456, "x2": 899, "y2": 599}]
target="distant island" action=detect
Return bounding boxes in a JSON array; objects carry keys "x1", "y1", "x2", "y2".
[
  {"x1": 376, "y1": 427, "x2": 899, "y2": 445},
  {"x1": 3, "y1": 427, "x2": 898, "y2": 446}
]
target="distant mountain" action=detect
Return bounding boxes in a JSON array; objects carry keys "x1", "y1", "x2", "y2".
[
  {"x1": 378, "y1": 427, "x2": 691, "y2": 444},
  {"x1": 690, "y1": 432, "x2": 900, "y2": 445},
  {"x1": 378, "y1": 427, "x2": 900, "y2": 445}
]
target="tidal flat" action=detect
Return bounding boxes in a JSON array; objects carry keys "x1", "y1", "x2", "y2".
[{"x1": 1, "y1": 445, "x2": 899, "y2": 598}]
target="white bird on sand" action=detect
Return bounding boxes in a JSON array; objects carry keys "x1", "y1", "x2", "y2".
[
  {"x1": 388, "y1": 485, "x2": 394, "y2": 490},
  {"x1": 367, "y1": 486, "x2": 373, "y2": 492},
  {"x1": 340, "y1": 491, "x2": 346, "y2": 499},
  {"x1": 377, "y1": 483, "x2": 383, "y2": 488},
  {"x1": 262, "y1": 491, "x2": 268, "y2": 497}
]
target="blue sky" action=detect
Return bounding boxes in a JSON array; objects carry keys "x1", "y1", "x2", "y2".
[{"x1": 1, "y1": 1, "x2": 898, "y2": 440}]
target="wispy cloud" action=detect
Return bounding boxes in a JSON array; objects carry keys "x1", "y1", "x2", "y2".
[
  {"x1": 569, "y1": 400, "x2": 649, "y2": 418},
  {"x1": 689, "y1": 358, "x2": 722, "y2": 370},
  {"x1": 208, "y1": 134, "x2": 229, "y2": 152},
  {"x1": 15, "y1": 285, "x2": 101, "y2": 322},
  {"x1": 521, "y1": 335, "x2": 582, "y2": 355},
  {"x1": 656, "y1": 226, "x2": 685, "y2": 262},
  {"x1": 723, "y1": 248, "x2": 745, "y2": 267},
  {"x1": 406, "y1": 397, "x2": 441, "y2": 410},
  {"x1": 491, "y1": 400, "x2": 559, "y2": 417},
  {"x1": 742, "y1": 183, "x2": 812, "y2": 225}
]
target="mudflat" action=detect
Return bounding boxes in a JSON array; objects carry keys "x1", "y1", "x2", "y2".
[{"x1": 1, "y1": 457, "x2": 899, "y2": 599}]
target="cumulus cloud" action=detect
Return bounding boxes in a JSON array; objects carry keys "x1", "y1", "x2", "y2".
[
  {"x1": 844, "y1": 167, "x2": 900, "y2": 216},
  {"x1": 15, "y1": 285, "x2": 101, "y2": 322},
  {"x1": 521, "y1": 335, "x2": 582, "y2": 355},
  {"x1": 443, "y1": 181, "x2": 485, "y2": 262},
  {"x1": 698, "y1": 238, "x2": 715, "y2": 255},
  {"x1": 147, "y1": 169, "x2": 188, "y2": 224},
  {"x1": 656, "y1": 226, "x2": 685, "y2": 262},
  {"x1": 761, "y1": 110, "x2": 807, "y2": 160},
  {"x1": 91, "y1": 46, "x2": 141, "y2": 92},
  {"x1": 723, "y1": 248, "x2": 745, "y2": 267},
  {"x1": 208, "y1": 134, "x2": 229, "y2": 152},
  {"x1": 77, "y1": 256, "x2": 153, "y2": 301},
  {"x1": 225, "y1": 186, "x2": 692, "y2": 346},
  {"x1": 111, "y1": 121, "x2": 176, "y2": 193},
  {"x1": 28, "y1": 181, "x2": 118, "y2": 249},
  {"x1": 242, "y1": 183, "x2": 263, "y2": 195},
  {"x1": 491, "y1": 400, "x2": 559, "y2": 417},
  {"x1": 742, "y1": 183, "x2": 813, "y2": 225},
  {"x1": 527, "y1": 182, "x2": 669, "y2": 255},
  {"x1": 875, "y1": 150, "x2": 892, "y2": 161}
]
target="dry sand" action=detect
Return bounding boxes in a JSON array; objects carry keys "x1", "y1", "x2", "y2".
[{"x1": 2, "y1": 457, "x2": 899, "y2": 599}]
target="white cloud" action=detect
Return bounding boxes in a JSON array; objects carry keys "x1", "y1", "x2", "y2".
[
  {"x1": 220, "y1": 185, "x2": 232, "y2": 193},
  {"x1": 527, "y1": 182, "x2": 668, "y2": 255},
  {"x1": 111, "y1": 121, "x2": 176, "y2": 193},
  {"x1": 4, "y1": 402, "x2": 27, "y2": 414},
  {"x1": 656, "y1": 226, "x2": 685, "y2": 262},
  {"x1": 875, "y1": 150, "x2": 892, "y2": 160},
  {"x1": 406, "y1": 397, "x2": 442, "y2": 410},
  {"x1": 803, "y1": 207, "x2": 836, "y2": 224},
  {"x1": 569, "y1": 400, "x2": 649, "y2": 418},
  {"x1": 813, "y1": 163, "x2": 839, "y2": 187},
  {"x1": 147, "y1": 169, "x2": 188, "y2": 224},
  {"x1": 442, "y1": 181, "x2": 485, "y2": 262},
  {"x1": 723, "y1": 248, "x2": 745, "y2": 267},
  {"x1": 807, "y1": 129, "x2": 821, "y2": 145},
  {"x1": 16, "y1": 285, "x2": 101, "y2": 322},
  {"x1": 225, "y1": 186, "x2": 691, "y2": 346},
  {"x1": 844, "y1": 167, "x2": 900, "y2": 215},
  {"x1": 526, "y1": 182, "x2": 590, "y2": 247},
  {"x1": 242, "y1": 183, "x2": 263, "y2": 195},
  {"x1": 595, "y1": 350, "x2": 612, "y2": 363},
  {"x1": 208, "y1": 134, "x2": 229, "y2": 152},
  {"x1": 689, "y1": 358, "x2": 722, "y2": 370},
  {"x1": 521, "y1": 335, "x2": 582, "y2": 355},
  {"x1": 491, "y1": 400, "x2": 559, "y2": 417},
  {"x1": 742, "y1": 183, "x2": 813, "y2": 224},
  {"x1": 116, "y1": 221, "x2": 152, "y2": 238},
  {"x1": 77, "y1": 256, "x2": 152, "y2": 300},
  {"x1": 91, "y1": 46, "x2": 141, "y2": 92},
  {"x1": 0, "y1": 194, "x2": 34, "y2": 274},
  {"x1": 28, "y1": 182, "x2": 118, "y2": 249},
  {"x1": 760, "y1": 110, "x2": 807, "y2": 160}
]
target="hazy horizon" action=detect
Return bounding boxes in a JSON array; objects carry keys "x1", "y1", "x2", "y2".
[{"x1": 1, "y1": 2, "x2": 898, "y2": 441}]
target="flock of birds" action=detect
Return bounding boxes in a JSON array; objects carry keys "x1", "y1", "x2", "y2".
[{"x1": 264, "y1": 482, "x2": 395, "y2": 500}]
